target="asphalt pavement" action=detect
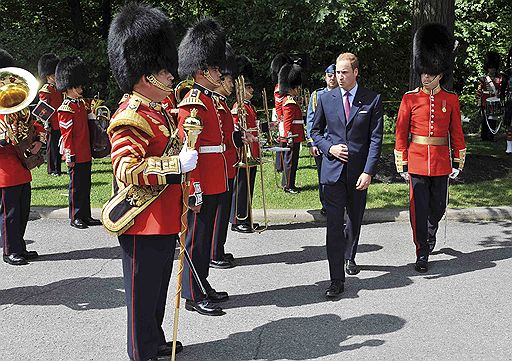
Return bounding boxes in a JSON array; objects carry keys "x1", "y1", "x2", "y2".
[{"x1": 1, "y1": 212, "x2": 512, "y2": 360}]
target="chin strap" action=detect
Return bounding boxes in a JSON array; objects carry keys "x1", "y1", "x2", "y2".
[
  {"x1": 203, "y1": 69, "x2": 221, "y2": 88},
  {"x1": 146, "y1": 74, "x2": 173, "y2": 93}
]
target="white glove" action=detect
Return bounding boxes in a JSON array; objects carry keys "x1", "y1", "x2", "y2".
[
  {"x1": 179, "y1": 147, "x2": 198, "y2": 173},
  {"x1": 449, "y1": 168, "x2": 460, "y2": 179},
  {"x1": 400, "y1": 172, "x2": 409, "y2": 182}
]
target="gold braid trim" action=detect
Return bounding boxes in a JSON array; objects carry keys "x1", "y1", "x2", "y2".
[
  {"x1": 394, "y1": 149, "x2": 407, "y2": 173},
  {"x1": 107, "y1": 109, "x2": 154, "y2": 137}
]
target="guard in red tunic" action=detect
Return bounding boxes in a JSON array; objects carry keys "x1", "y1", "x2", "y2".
[
  {"x1": 210, "y1": 43, "x2": 242, "y2": 268},
  {"x1": 37, "y1": 53, "x2": 63, "y2": 176},
  {"x1": 231, "y1": 56, "x2": 262, "y2": 232},
  {"x1": 1, "y1": 49, "x2": 44, "y2": 265},
  {"x1": 279, "y1": 63, "x2": 305, "y2": 193},
  {"x1": 177, "y1": 17, "x2": 228, "y2": 316},
  {"x1": 106, "y1": 3, "x2": 198, "y2": 360},
  {"x1": 56, "y1": 56, "x2": 101, "y2": 229},
  {"x1": 394, "y1": 23, "x2": 466, "y2": 273}
]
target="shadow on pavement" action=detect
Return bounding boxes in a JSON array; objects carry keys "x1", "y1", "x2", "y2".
[
  {"x1": 181, "y1": 313, "x2": 405, "y2": 360},
  {"x1": 0, "y1": 276, "x2": 125, "y2": 310},
  {"x1": 31, "y1": 246, "x2": 122, "y2": 262}
]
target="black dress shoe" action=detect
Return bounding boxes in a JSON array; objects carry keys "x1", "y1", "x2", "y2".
[
  {"x1": 345, "y1": 260, "x2": 360, "y2": 275},
  {"x1": 428, "y1": 239, "x2": 436, "y2": 254},
  {"x1": 415, "y1": 256, "x2": 428, "y2": 273},
  {"x1": 3, "y1": 254, "x2": 28, "y2": 265},
  {"x1": 21, "y1": 250, "x2": 39, "y2": 260},
  {"x1": 231, "y1": 224, "x2": 253, "y2": 233},
  {"x1": 210, "y1": 259, "x2": 234, "y2": 269},
  {"x1": 320, "y1": 208, "x2": 327, "y2": 216},
  {"x1": 207, "y1": 289, "x2": 229, "y2": 302},
  {"x1": 223, "y1": 253, "x2": 235, "y2": 262},
  {"x1": 157, "y1": 340, "x2": 183, "y2": 356},
  {"x1": 83, "y1": 217, "x2": 102, "y2": 226},
  {"x1": 284, "y1": 187, "x2": 300, "y2": 194},
  {"x1": 70, "y1": 219, "x2": 88, "y2": 229},
  {"x1": 185, "y1": 299, "x2": 225, "y2": 316},
  {"x1": 325, "y1": 280, "x2": 344, "y2": 298}
]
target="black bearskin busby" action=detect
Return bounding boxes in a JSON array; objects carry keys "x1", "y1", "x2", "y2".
[
  {"x1": 55, "y1": 56, "x2": 88, "y2": 92},
  {"x1": 38, "y1": 53, "x2": 59, "y2": 80},
  {"x1": 178, "y1": 17, "x2": 226, "y2": 79},
  {"x1": 278, "y1": 63, "x2": 302, "y2": 95},
  {"x1": 222, "y1": 43, "x2": 238, "y2": 78},
  {"x1": 0, "y1": 48, "x2": 14, "y2": 68},
  {"x1": 270, "y1": 53, "x2": 292, "y2": 84},
  {"x1": 484, "y1": 51, "x2": 501, "y2": 71},
  {"x1": 237, "y1": 55, "x2": 254, "y2": 86},
  {"x1": 413, "y1": 23, "x2": 454, "y2": 77},
  {"x1": 107, "y1": 3, "x2": 178, "y2": 93}
]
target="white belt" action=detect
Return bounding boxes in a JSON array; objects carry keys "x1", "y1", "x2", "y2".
[
  {"x1": 199, "y1": 144, "x2": 226, "y2": 153},
  {"x1": 292, "y1": 119, "x2": 303, "y2": 124}
]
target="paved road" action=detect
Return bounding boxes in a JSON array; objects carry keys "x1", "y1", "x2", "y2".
[{"x1": 1, "y1": 218, "x2": 511, "y2": 360}]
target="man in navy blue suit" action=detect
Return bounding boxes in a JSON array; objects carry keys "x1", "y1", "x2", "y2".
[{"x1": 311, "y1": 52, "x2": 383, "y2": 298}]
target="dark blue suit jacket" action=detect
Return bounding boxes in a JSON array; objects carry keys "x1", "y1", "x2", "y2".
[{"x1": 310, "y1": 85, "x2": 383, "y2": 185}]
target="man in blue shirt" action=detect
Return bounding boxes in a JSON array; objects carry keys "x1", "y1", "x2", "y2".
[{"x1": 306, "y1": 64, "x2": 338, "y2": 215}]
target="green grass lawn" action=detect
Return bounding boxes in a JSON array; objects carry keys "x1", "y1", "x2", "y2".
[{"x1": 30, "y1": 134, "x2": 512, "y2": 209}]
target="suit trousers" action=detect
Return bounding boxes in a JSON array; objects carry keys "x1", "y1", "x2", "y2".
[
  {"x1": 409, "y1": 174, "x2": 449, "y2": 258},
  {"x1": 211, "y1": 177, "x2": 234, "y2": 261},
  {"x1": 46, "y1": 128, "x2": 62, "y2": 175},
  {"x1": 0, "y1": 183, "x2": 31, "y2": 255},
  {"x1": 324, "y1": 170, "x2": 368, "y2": 281},
  {"x1": 68, "y1": 161, "x2": 92, "y2": 221},
  {"x1": 118, "y1": 234, "x2": 176, "y2": 361},
  {"x1": 313, "y1": 154, "x2": 325, "y2": 209},
  {"x1": 281, "y1": 142, "x2": 300, "y2": 189},
  {"x1": 231, "y1": 166, "x2": 257, "y2": 226},
  {"x1": 182, "y1": 193, "x2": 221, "y2": 301}
]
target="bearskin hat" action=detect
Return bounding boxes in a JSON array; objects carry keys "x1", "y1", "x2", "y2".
[
  {"x1": 222, "y1": 43, "x2": 238, "y2": 78},
  {"x1": 107, "y1": 3, "x2": 178, "y2": 93},
  {"x1": 0, "y1": 48, "x2": 14, "y2": 68},
  {"x1": 413, "y1": 23, "x2": 454, "y2": 77},
  {"x1": 484, "y1": 51, "x2": 500, "y2": 71},
  {"x1": 237, "y1": 55, "x2": 254, "y2": 86},
  {"x1": 278, "y1": 63, "x2": 302, "y2": 95},
  {"x1": 55, "y1": 56, "x2": 88, "y2": 92},
  {"x1": 270, "y1": 53, "x2": 292, "y2": 84},
  {"x1": 38, "y1": 53, "x2": 60, "y2": 79},
  {"x1": 178, "y1": 17, "x2": 226, "y2": 79}
]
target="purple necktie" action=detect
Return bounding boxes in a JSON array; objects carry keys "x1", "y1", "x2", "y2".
[{"x1": 344, "y1": 91, "x2": 351, "y2": 122}]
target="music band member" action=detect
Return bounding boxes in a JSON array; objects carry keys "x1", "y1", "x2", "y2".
[
  {"x1": 503, "y1": 44, "x2": 512, "y2": 154},
  {"x1": 394, "y1": 23, "x2": 466, "y2": 273},
  {"x1": 231, "y1": 56, "x2": 261, "y2": 233},
  {"x1": 311, "y1": 52, "x2": 384, "y2": 298},
  {"x1": 477, "y1": 51, "x2": 503, "y2": 142},
  {"x1": 177, "y1": 17, "x2": 229, "y2": 316},
  {"x1": 56, "y1": 56, "x2": 101, "y2": 229},
  {"x1": 107, "y1": 3, "x2": 198, "y2": 360},
  {"x1": 1, "y1": 49, "x2": 44, "y2": 266},
  {"x1": 306, "y1": 64, "x2": 338, "y2": 215},
  {"x1": 279, "y1": 63, "x2": 305, "y2": 193},
  {"x1": 37, "y1": 53, "x2": 63, "y2": 176},
  {"x1": 210, "y1": 43, "x2": 242, "y2": 267}
]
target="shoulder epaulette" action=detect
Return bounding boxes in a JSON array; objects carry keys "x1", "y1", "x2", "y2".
[
  {"x1": 39, "y1": 84, "x2": 51, "y2": 94},
  {"x1": 107, "y1": 108, "x2": 154, "y2": 137},
  {"x1": 178, "y1": 88, "x2": 206, "y2": 109},
  {"x1": 58, "y1": 99, "x2": 75, "y2": 113},
  {"x1": 284, "y1": 95, "x2": 297, "y2": 106},
  {"x1": 119, "y1": 93, "x2": 130, "y2": 105},
  {"x1": 442, "y1": 87, "x2": 458, "y2": 95},
  {"x1": 405, "y1": 87, "x2": 420, "y2": 95}
]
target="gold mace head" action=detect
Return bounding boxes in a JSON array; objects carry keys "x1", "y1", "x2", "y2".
[{"x1": 182, "y1": 108, "x2": 203, "y2": 150}]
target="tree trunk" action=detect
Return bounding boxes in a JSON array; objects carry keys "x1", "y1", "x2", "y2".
[
  {"x1": 409, "y1": 0, "x2": 455, "y2": 90},
  {"x1": 68, "y1": 0, "x2": 85, "y2": 48},
  {"x1": 101, "y1": 0, "x2": 111, "y2": 40}
]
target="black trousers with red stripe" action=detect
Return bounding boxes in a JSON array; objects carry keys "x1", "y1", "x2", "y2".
[
  {"x1": 182, "y1": 193, "x2": 221, "y2": 301},
  {"x1": 211, "y1": 178, "x2": 234, "y2": 262},
  {"x1": 46, "y1": 128, "x2": 62, "y2": 175},
  {"x1": 231, "y1": 166, "x2": 257, "y2": 226},
  {"x1": 281, "y1": 142, "x2": 300, "y2": 189},
  {"x1": 118, "y1": 233, "x2": 176, "y2": 361},
  {"x1": 409, "y1": 174, "x2": 449, "y2": 259},
  {"x1": 68, "y1": 161, "x2": 92, "y2": 221},
  {"x1": 1, "y1": 183, "x2": 31, "y2": 256}
]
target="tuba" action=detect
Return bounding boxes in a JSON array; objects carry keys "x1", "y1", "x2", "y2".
[
  {"x1": 0, "y1": 67, "x2": 44, "y2": 169},
  {"x1": 87, "y1": 95, "x2": 112, "y2": 158}
]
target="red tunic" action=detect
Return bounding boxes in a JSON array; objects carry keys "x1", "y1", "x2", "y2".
[
  {"x1": 282, "y1": 96, "x2": 305, "y2": 143},
  {"x1": 216, "y1": 94, "x2": 238, "y2": 179},
  {"x1": 394, "y1": 88, "x2": 466, "y2": 176},
  {"x1": 58, "y1": 97, "x2": 92, "y2": 163},
  {"x1": 162, "y1": 92, "x2": 178, "y2": 123},
  {"x1": 178, "y1": 84, "x2": 228, "y2": 197},
  {"x1": 38, "y1": 83, "x2": 63, "y2": 130},
  {"x1": 108, "y1": 92, "x2": 183, "y2": 235},
  {"x1": 232, "y1": 100, "x2": 261, "y2": 163}
]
